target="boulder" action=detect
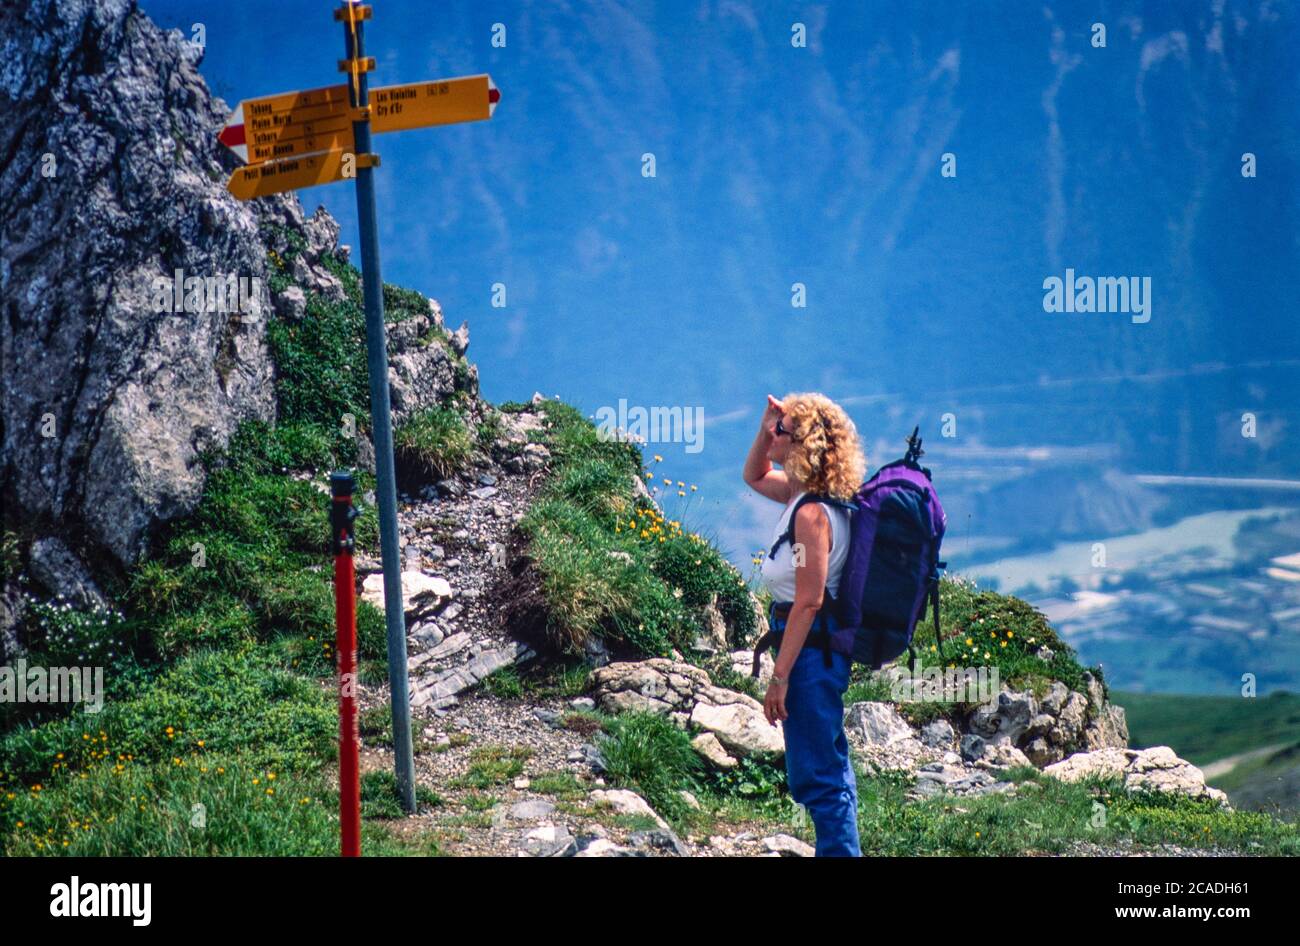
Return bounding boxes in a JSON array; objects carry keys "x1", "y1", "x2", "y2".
[
  {"x1": 691, "y1": 732, "x2": 738, "y2": 769},
  {"x1": 1044, "y1": 746, "x2": 1229, "y2": 805},
  {"x1": 0, "y1": 0, "x2": 483, "y2": 582},
  {"x1": 1084, "y1": 704, "x2": 1130, "y2": 750},
  {"x1": 690, "y1": 700, "x2": 783, "y2": 757},
  {"x1": 694, "y1": 597, "x2": 729, "y2": 653},
  {"x1": 965, "y1": 689, "x2": 1037, "y2": 745},
  {"x1": 1039, "y1": 681, "x2": 1070, "y2": 715},
  {"x1": 1, "y1": 0, "x2": 279, "y2": 568},
  {"x1": 1049, "y1": 692, "x2": 1089, "y2": 747},
  {"x1": 589, "y1": 658, "x2": 706, "y2": 716},
  {"x1": 28, "y1": 538, "x2": 107, "y2": 608},
  {"x1": 911, "y1": 763, "x2": 1015, "y2": 799},
  {"x1": 387, "y1": 343, "x2": 460, "y2": 424},
  {"x1": 361, "y1": 570, "x2": 452, "y2": 619},
  {"x1": 763, "y1": 834, "x2": 815, "y2": 857},
  {"x1": 628, "y1": 828, "x2": 689, "y2": 857},
  {"x1": 919, "y1": 719, "x2": 957, "y2": 750},
  {"x1": 844, "y1": 702, "x2": 930, "y2": 774},
  {"x1": 732, "y1": 648, "x2": 773, "y2": 690},
  {"x1": 575, "y1": 838, "x2": 643, "y2": 858},
  {"x1": 508, "y1": 800, "x2": 556, "y2": 821},
  {"x1": 592, "y1": 658, "x2": 781, "y2": 757},
  {"x1": 845, "y1": 702, "x2": 917, "y2": 748},
  {"x1": 962, "y1": 734, "x2": 1033, "y2": 770},
  {"x1": 450, "y1": 321, "x2": 470, "y2": 356},
  {"x1": 273, "y1": 285, "x2": 306, "y2": 321},
  {"x1": 589, "y1": 789, "x2": 670, "y2": 831},
  {"x1": 519, "y1": 823, "x2": 576, "y2": 857},
  {"x1": 0, "y1": 583, "x2": 24, "y2": 664}
]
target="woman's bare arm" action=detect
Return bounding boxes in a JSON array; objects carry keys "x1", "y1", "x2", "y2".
[{"x1": 743, "y1": 395, "x2": 792, "y2": 503}]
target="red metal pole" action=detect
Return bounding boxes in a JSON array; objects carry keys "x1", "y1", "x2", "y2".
[{"x1": 331, "y1": 471, "x2": 361, "y2": 857}]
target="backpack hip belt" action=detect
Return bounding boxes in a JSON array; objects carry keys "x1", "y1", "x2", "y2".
[{"x1": 752, "y1": 601, "x2": 842, "y2": 677}]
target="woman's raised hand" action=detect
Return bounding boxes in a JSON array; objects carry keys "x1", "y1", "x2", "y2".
[{"x1": 761, "y1": 394, "x2": 785, "y2": 433}]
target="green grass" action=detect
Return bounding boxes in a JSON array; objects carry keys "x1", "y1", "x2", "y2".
[
  {"x1": 530, "y1": 771, "x2": 586, "y2": 799},
  {"x1": 265, "y1": 264, "x2": 371, "y2": 430},
  {"x1": 913, "y1": 575, "x2": 1099, "y2": 695},
  {"x1": 360, "y1": 770, "x2": 442, "y2": 819},
  {"x1": 597, "y1": 711, "x2": 706, "y2": 824},
  {"x1": 358, "y1": 701, "x2": 428, "y2": 751},
  {"x1": 838, "y1": 575, "x2": 1104, "y2": 732},
  {"x1": 393, "y1": 405, "x2": 476, "y2": 483},
  {"x1": 481, "y1": 666, "x2": 525, "y2": 698},
  {"x1": 482, "y1": 660, "x2": 592, "y2": 700},
  {"x1": 449, "y1": 745, "x2": 534, "y2": 790},
  {"x1": 1, "y1": 753, "x2": 337, "y2": 856},
  {"x1": 0, "y1": 647, "x2": 335, "y2": 793},
  {"x1": 854, "y1": 769, "x2": 1300, "y2": 856},
  {"x1": 125, "y1": 420, "x2": 382, "y2": 663},
  {"x1": 579, "y1": 710, "x2": 1297, "y2": 854},
  {"x1": 517, "y1": 400, "x2": 755, "y2": 659},
  {"x1": 460, "y1": 791, "x2": 498, "y2": 811}
]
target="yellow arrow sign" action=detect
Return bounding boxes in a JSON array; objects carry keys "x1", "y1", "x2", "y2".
[
  {"x1": 247, "y1": 121, "x2": 356, "y2": 163},
  {"x1": 220, "y1": 85, "x2": 353, "y2": 163},
  {"x1": 370, "y1": 74, "x2": 499, "y2": 133},
  {"x1": 226, "y1": 149, "x2": 379, "y2": 200},
  {"x1": 245, "y1": 83, "x2": 351, "y2": 119},
  {"x1": 220, "y1": 75, "x2": 499, "y2": 164}
]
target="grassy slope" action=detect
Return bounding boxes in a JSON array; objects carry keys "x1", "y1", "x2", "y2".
[{"x1": 0, "y1": 224, "x2": 474, "y2": 856}]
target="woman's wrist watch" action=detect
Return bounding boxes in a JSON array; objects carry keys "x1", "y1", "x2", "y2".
[{"x1": 771, "y1": 673, "x2": 788, "y2": 687}]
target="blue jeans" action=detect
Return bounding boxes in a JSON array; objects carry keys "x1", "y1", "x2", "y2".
[{"x1": 783, "y1": 644, "x2": 861, "y2": 856}]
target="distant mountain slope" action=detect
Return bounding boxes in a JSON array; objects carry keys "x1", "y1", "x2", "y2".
[
  {"x1": 1119, "y1": 690, "x2": 1300, "y2": 764},
  {"x1": 1213, "y1": 743, "x2": 1300, "y2": 818},
  {"x1": 1118, "y1": 689, "x2": 1300, "y2": 814}
]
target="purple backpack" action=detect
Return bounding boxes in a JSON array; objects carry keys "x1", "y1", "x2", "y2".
[
  {"x1": 765, "y1": 428, "x2": 948, "y2": 671},
  {"x1": 835, "y1": 428, "x2": 948, "y2": 669}
]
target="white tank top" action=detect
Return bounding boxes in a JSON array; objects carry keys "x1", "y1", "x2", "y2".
[{"x1": 760, "y1": 492, "x2": 851, "y2": 602}]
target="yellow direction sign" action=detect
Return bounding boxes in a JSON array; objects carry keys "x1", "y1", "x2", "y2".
[
  {"x1": 226, "y1": 149, "x2": 379, "y2": 200},
  {"x1": 370, "y1": 74, "x2": 499, "y2": 133},
  {"x1": 220, "y1": 74, "x2": 498, "y2": 166},
  {"x1": 246, "y1": 117, "x2": 356, "y2": 164},
  {"x1": 219, "y1": 84, "x2": 354, "y2": 163}
]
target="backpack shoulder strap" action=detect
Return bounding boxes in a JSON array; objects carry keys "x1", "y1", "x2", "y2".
[{"x1": 767, "y1": 493, "x2": 851, "y2": 560}]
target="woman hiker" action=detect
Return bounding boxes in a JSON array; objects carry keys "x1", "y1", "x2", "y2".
[{"x1": 743, "y1": 392, "x2": 865, "y2": 857}]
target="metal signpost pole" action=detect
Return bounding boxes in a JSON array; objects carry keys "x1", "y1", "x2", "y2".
[{"x1": 339, "y1": 2, "x2": 416, "y2": 814}]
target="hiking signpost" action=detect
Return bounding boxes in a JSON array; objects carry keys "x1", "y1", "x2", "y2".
[{"x1": 219, "y1": 1, "x2": 501, "y2": 835}]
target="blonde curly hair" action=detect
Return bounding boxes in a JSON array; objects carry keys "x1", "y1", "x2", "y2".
[{"x1": 779, "y1": 393, "x2": 866, "y2": 499}]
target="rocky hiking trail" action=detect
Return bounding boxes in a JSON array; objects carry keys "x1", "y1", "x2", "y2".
[{"x1": 349, "y1": 401, "x2": 790, "y2": 855}]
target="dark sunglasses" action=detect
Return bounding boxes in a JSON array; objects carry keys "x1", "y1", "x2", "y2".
[{"x1": 774, "y1": 417, "x2": 797, "y2": 439}]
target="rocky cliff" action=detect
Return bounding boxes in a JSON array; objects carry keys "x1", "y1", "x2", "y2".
[{"x1": 0, "y1": 0, "x2": 465, "y2": 602}]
